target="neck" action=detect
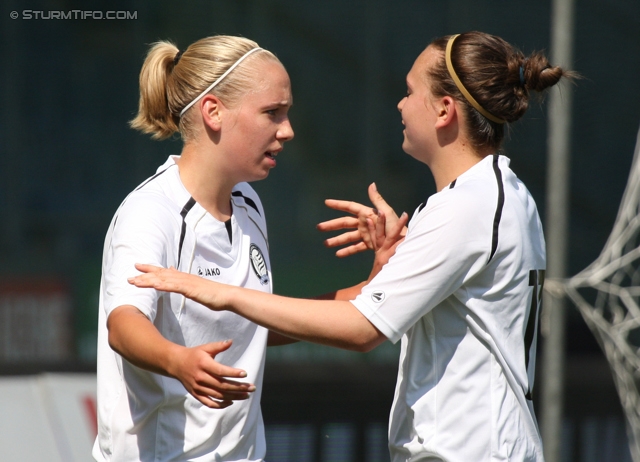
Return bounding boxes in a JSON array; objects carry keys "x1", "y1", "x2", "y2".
[
  {"x1": 176, "y1": 142, "x2": 234, "y2": 221},
  {"x1": 429, "y1": 143, "x2": 492, "y2": 192}
]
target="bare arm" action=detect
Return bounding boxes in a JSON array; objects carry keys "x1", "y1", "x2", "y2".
[
  {"x1": 107, "y1": 305, "x2": 256, "y2": 408},
  {"x1": 128, "y1": 270, "x2": 386, "y2": 353},
  {"x1": 265, "y1": 277, "x2": 368, "y2": 346}
]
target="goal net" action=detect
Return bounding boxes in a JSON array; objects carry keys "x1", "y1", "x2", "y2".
[{"x1": 545, "y1": 125, "x2": 640, "y2": 461}]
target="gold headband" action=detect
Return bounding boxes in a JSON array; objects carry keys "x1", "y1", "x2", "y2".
[{"x1": 445, "y1": 34, "x2": 505, "y2": 124}]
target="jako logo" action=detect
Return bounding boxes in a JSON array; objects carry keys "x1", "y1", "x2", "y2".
[
  {"x1": 249, "y1": 244, "x2": 269, "y2": 285},
  {"x1": 197, "y1": 266, "x2": 221, "y2": 277},
  {"x1": 371, "y1": 291, "x2": 385, "y2": 303}
]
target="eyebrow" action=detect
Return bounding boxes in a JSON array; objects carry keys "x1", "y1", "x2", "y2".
[{"x1": 264, "y1": 100, "x2": 293, "y2": 108}]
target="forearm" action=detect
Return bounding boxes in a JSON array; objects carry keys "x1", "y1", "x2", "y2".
[
  {"x1": 107, "y1": 305, "x2": 181, "y2": 377},
  {"x1": 222, "y1": 286, "x2": 384, "y2": 352},
  {"x1": 268, "y1": 282, "x2": 366, "y2": 346},
  {"x1": 267, "y1": 330, "x2": 298, "y2": 346},
  {"x1": 313, "y1": 280, "x2": 367, "y2": 301},
  {"x1": 129, "y1": 265, "x2": 387, "y2": 352}
]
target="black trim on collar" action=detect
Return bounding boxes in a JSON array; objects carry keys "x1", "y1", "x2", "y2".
[
  {"x1": 449, "y1": 179, "x2": 457, "y2": 189},
  {"x1": 135, "y1": 164, "x2": 174, "y2": 191},
  {"x1": 177, "y1": 197, "x2": 196, "y2": 268},
  {"x1": 231, "y1": 191, "x2": 260, "y2": 215},
  {"x1": 224, "y1": 218, "x2": 233, "y2": 244}
]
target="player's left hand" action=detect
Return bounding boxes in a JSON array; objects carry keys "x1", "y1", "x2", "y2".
[
  {"x1": 366, "y1": 210, "x2": 409, "y2": 281},
  {"x1": 317, "y1": 183, "x2": 406, "y2": 257}
]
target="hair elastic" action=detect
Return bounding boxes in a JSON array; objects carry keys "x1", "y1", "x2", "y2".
[
  {"x1": 179, "y1": 47, "x2": 263, "y2": 117},
  {"x1": 445, "y1": 34, "x2": 505, "y2": 124},
  {"x1": 173, "y1": 50, "x2": 184, "y2": 66},
  {"x1": 519, "y1": 65, "x2": 526, "y2": 86}
]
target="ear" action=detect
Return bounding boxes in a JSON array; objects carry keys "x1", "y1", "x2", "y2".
[
  {"x1": 199, "y1": 94, "x2": 224, "y2": 132},
  {"x1": 434, "y1": 96, "x2": 456, "y2": 129}
]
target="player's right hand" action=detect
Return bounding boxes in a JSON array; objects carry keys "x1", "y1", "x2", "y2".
[
  {"x1": 317, "y1": 183, "x2": 405, "y2": 257},
  {"x1": 168, "y1": 339, "x2": 256, "y2": 409}
]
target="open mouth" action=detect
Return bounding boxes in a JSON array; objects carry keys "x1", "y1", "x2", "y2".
[{"x1": 265, "y1": 151, "x2": 278, "y2": 159}]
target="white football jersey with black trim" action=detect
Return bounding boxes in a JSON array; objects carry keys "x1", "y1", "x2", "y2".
[
  {"x1": 353, "y1": 155, "x2": 545, "y2": 462},
  {"x1": 94, "y1": 156, "x2": 271, "y2": 462}
]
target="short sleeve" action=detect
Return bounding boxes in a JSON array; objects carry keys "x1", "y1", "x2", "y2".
[
  {"x1": 352, "y1": 189, "x2": 495, "y2": 343},
  {"x1": 102, "y1": 192, "x2": 179, "y2": 320}
]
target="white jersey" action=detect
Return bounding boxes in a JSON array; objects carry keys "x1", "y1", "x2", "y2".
[
  {"x1": 352, "y1": 155, "x2": 546, "y2": 462},
  {"x1": 93, "y1": 156, "x2": 272, "y2": 462}
]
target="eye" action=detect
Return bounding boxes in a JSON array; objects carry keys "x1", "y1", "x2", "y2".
[{"x1": 266, "y1": 108, "x2": 278, "y2": 116}]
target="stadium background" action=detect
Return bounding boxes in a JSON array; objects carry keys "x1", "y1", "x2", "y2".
[{"x1": 1, "y1": 0, "x2": 639, "y2": 460}]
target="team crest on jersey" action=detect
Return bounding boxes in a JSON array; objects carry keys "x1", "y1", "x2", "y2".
[
  {"x1": 249, "y1": 244, "x2": 269, "y2": 285},
  {"x1": 371, "y1": 291, "x2": 385, "y2": 303}
]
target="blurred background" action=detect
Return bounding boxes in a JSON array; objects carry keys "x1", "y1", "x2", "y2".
[{"x1": 1, "y1": 0, "x2": 639, "y2": 460}]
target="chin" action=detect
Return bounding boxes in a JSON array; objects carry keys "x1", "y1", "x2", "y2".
[
  {"x1": 249, "y1": 170, "x2": 271, "y2": 183},
  {"x1": 401, "y1": 140, "x2": 413, "y2": 155}
]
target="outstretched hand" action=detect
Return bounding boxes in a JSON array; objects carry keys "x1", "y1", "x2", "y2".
[
  {"x1": 129, "y1": 264, "x2": 226, "y2": 310},
  {"x1": 317, "y1": 183, "x2": 407, "y2": 257}
]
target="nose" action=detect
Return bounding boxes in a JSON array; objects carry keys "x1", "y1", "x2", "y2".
[
  {"x1": 397, "y1": 96, "x2": 406, "y2": 112},
  {"x1": 277, "y1": 117, "x2": 294, "y2": 142}
]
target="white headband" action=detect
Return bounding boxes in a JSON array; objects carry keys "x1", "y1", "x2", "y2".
[{"x1": 179, "y1": 47, "x2": 263, "y2": 117}]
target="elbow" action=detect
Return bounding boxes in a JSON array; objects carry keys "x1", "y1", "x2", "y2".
[
  {"x1": 106, "y1": 308, "x2": 130, "y2": 356},
  {"x1": 351, "y1": 342, "x2": 376, "y2": 353},
  {"x1": 339, "y1": 319, "x2": 387, "y2": 352},
  {"x1": 107, "y1": 328, "x2": 123, "y2": 356},
  {"x1": 347, "y1": 331, "x2": 385, "y2": 353}
]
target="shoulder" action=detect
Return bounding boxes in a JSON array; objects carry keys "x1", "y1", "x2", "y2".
[
  {"x1": 112, "y1": 186, "x2": 182, "y2": 240},
  {"x1": 417, "y1": 177, "x2": 497, "y2": 228},
  {"x1": 231, "y1": 183, "x2": 266, "y2": 220},
  {"x1": 116, "y1": 161, "x2": 185, "y2": 224}
]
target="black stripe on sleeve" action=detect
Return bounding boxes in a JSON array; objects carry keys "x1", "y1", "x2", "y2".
[
  {"x1": 231, "y1": 191, "x2": 260, "y2": 215},
  {"x1": 177, "y1": 197, "x2": 196, "y2": 268},
  {"x1": 488, "y1": 154, "x2": 505, "y2": 263}
]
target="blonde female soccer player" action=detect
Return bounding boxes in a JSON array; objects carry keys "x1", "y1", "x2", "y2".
[
  {"x1": 94, "y1": 36, "x2": 299, "y2": 461},
  {"x1": 130, "y1": 31, "x2": 574, "y2": 461}
]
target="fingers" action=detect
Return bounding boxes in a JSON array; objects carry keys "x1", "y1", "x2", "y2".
[
  {"x1": 128, "y1": 273, "x2": 157, "y2": 288},
  {"x1": 368, "y1": 183, "x2": 397, "y2": 218},
  {"x1": 389, "y1": 212, "x2": 409, "y2": 240},
  {"x1": 323, "y1": 230, "x2": 362, "y2": 248},
  {"x1": 201, "y1": 340, "x2": 250, "y2": 379},
  {"x1": 375, "y1": 211, "x2": 387, "y2": 250},
  {"x1": 334, "y1": 242, "x2": 369, "y2": 258},
  {"x1": 134, "y1": 263, "x2": 164, "y2": 274},
  {"x1": 324, "y1": 199, "x2": 372, "y2": 216},
  {"x1": 180, "y1": 341, "x2": 259, "y2": 409},
  {"x1": 203, "y1": 339, "x2": 234, "y2": 358},
  {"x1": 316, "y1": 216, "x2": 359, "y2": 232},
  {"x1": 129, "y1": 263, "x2": 168, "y2": 289},
  {"x1": 194, "y1": 395, "x2": 234, "y2": 409},
  {"x1": 191, "y1": 376, "x2": 253, "y2": 408},
  {"x1": 128, "y1": 265, "x2": 190, "y2": 296}
]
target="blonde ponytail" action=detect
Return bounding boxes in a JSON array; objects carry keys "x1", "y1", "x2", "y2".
[
  {"x1": 130, "y1": 36, "x2": 281, "y2": 142},
  {"x1": 129, "y1": 41, "x2": 180, "y2": 140}
]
